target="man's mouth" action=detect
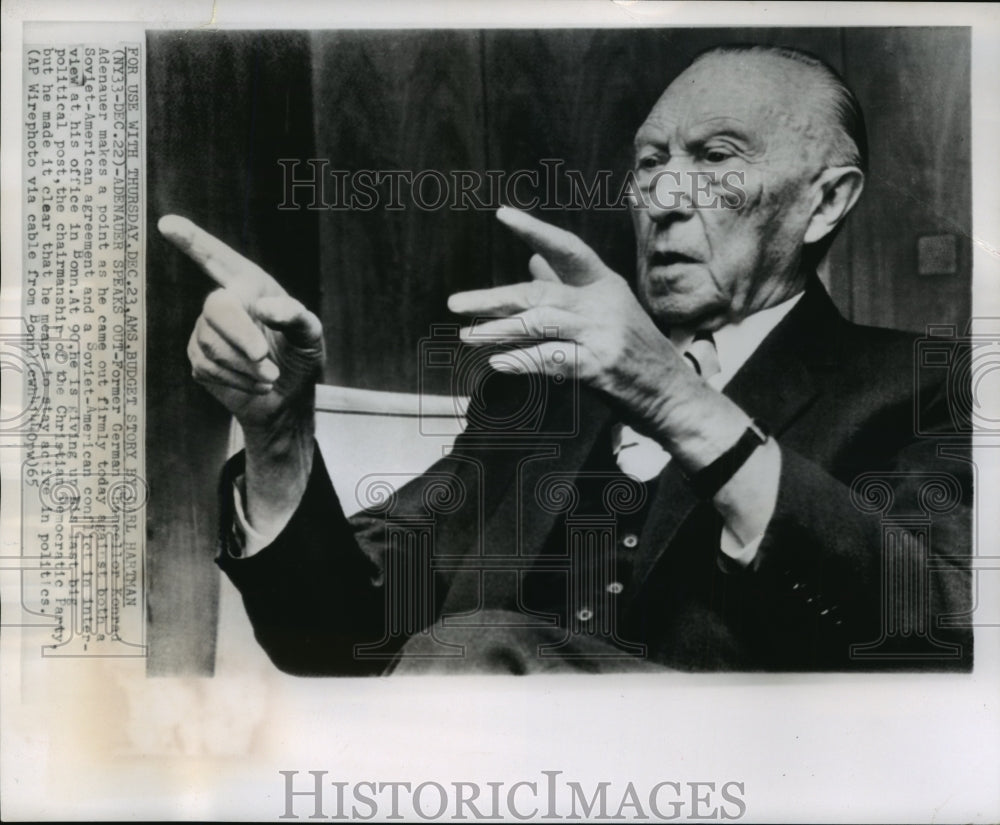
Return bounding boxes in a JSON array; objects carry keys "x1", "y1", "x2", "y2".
[{"x1": 649, "y1": 251, "x2": 699, "y2": 267}]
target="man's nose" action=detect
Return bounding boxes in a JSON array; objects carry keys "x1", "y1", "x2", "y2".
[{"x1": 641, "y1": 169, "x2": 695, "y2": 224}]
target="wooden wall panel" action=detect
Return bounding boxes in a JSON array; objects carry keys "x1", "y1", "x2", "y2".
[
  {"x1": 840, "y1": 28, "x2": 971, "y2": 332},
  {"x1": 482, "y1": 29, "x2": 658, "y2": 283},
  {"x1": 310, "y1": 31, "x2": 490, "y2": 395}
]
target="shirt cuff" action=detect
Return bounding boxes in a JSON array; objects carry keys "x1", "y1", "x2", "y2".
[
  {"x1": 715, "y1": 435, "x2": 781, "y2": 568},
  {"x1": 719, "y1": 522, "x2": 765, "y2": 567},
  {"x1": 231, "y1": 473, "x2": 286, "y2": 558}
]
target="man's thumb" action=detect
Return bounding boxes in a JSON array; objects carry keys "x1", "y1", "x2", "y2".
[{"x1": 251, "y1": 296, "x2": 323, "y2": 346}]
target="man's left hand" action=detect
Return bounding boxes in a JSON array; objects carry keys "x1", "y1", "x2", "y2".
[{"x1": 448, "y1": 207, "x2": 709, "y2": 446}]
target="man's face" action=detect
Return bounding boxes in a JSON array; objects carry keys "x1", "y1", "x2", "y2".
[{"x1": 631, "y1": 52, "x2": 830, "y2": 330}]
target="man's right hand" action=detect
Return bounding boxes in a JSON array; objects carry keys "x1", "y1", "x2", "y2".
[
  {"x1": 159, "y1": 214, "x2": 325, "y2": 547},
  {"x1": 158, "y1": 214, "x2": 324, "y2": 429}
]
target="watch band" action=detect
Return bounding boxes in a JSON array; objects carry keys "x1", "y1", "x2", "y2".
[{"x1": 687, "y1": 419, "x2": 769, "y2": 499}]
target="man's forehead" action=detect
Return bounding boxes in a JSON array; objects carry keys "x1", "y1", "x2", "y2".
[{"x1": 636, "y1": 51, "x2": 817, "y2": 143}]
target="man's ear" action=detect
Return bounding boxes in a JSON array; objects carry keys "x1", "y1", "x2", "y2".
[{"x1": 803, "y1": 166, "x2": 865, "y2": 245}]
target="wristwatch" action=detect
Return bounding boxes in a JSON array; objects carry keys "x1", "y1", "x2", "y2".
[{"x1": 686, "y1": 419, "x2": 770, "y2": 499}]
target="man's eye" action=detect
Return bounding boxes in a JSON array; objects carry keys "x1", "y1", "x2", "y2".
[
  {"x1": 636, "y1": 155, "x2": 661, "y2": 170},
  {"x1": 703, "y1": 148, "x2": 734, "y2": 163}
]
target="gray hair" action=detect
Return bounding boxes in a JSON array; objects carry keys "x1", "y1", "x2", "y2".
[{"x1": 691, "y1": 44, "x2": 869, "y2": 173}]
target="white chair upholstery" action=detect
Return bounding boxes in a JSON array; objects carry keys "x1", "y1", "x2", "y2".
[{"x1": 310, "y1": 384, "x2": 468, "y2": 517}]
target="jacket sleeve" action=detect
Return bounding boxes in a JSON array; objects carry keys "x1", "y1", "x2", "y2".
[{"x1": 215, "y1": 447, "x2": 388, "y2": 675}]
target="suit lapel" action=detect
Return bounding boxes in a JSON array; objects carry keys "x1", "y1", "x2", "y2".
[
  {"x1": 438, "y1": 383, "x2": 614, "y2": 617},
  {"x1": 629, "y1": 279, "x2": 844, "y2": 591},
  {"x1": 481, "y1": 387, "x2": 613, "y2": 560}
]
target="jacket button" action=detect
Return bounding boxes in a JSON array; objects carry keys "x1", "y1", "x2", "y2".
[
  {"x1": 576, "y1": 608, "x2": 594, "y2": 622},
  {"x1": 622, "y1": 534, "x2": 639, "y2": 549},
  {"x1": 607, "y1": 581, "x2": 624, "y2": 595}
]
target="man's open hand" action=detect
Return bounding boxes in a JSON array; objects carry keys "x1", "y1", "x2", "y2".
[
  {"x1": 448, "y1": 207, "x2": 698, "y2": 439},
  {"x1": 159, "y1": 215, "x2": 325, "y2": 431}
]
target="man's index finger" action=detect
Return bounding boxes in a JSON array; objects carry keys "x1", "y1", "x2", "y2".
[
  {"x1": 495, "y1": 206, "x2": 605, "y2": 285},
  {"x1": 157, "y1": 214, "x2": 284, "y2": 299}
]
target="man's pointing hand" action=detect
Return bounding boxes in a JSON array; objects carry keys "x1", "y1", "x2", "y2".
[{"x1": 159, "y1": 215, "x2": 325, "y2": 430}]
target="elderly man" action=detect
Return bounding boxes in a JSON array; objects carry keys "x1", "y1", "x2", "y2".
[{"x1": 161, "y1": 44, "x2": 972, "y2": 674}]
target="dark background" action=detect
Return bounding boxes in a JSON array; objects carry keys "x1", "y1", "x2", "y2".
[{"x1": 145, "y1": 28, "x2": 971, "y2": 674}]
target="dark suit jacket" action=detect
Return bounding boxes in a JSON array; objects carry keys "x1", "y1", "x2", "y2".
[{"x1": 217, "y1": 278, "x2": 973, "y2": 674}]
